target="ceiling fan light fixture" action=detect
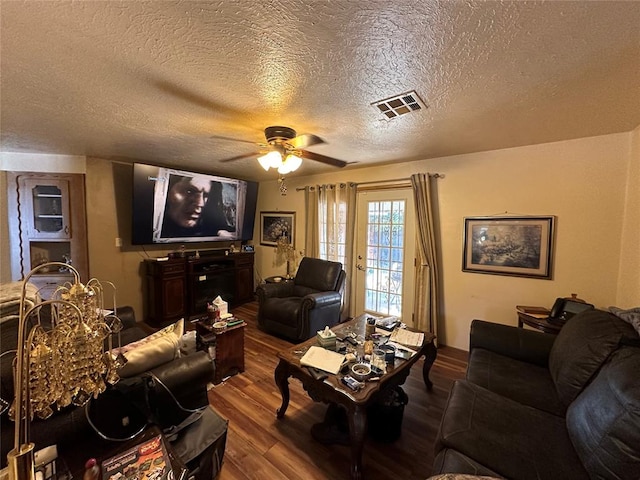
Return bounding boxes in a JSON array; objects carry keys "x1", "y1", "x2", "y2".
[
  {"x1": 278, "y1": 153, "x2": 302, "y2": 174},
  {"x1": 258, "y1": 150, "x2": 282, "y2": 171}
]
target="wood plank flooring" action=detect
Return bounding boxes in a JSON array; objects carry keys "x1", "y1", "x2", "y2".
[{"x1": 209, "y1": 302, "x2": 468, "y2": 480}]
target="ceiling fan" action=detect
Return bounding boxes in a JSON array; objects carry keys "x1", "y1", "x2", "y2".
[{"x1": 218, "y1": 126, "x2": 347, "y2": 174}]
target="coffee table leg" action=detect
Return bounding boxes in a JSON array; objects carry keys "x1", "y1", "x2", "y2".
[
  {"x1": 347, "y1": 405, "x2": 366, "y2": 480},
  {"x1": 274, "y1": 359, "x2": 290, "y2": 418},
  {"x1": 422, "y1": 340, "x2": 437, "y2": 390}
]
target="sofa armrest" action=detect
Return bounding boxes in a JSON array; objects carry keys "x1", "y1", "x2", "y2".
[
  {"x1": 144, "y1": 351, "x2": 214, "y2": 429},
  {"x1": 469, "y1": 319, "x2": 556, "y2": 367},
  {"x1": 147, "y1": 351, "x2": 214, "y2": 408},
  {"x1": 256, "y1": 282, "x2": 294, "y2": 302},
  {"x1": 302, "y1": 291, "x2": 342, "y2": 310},
  {"x1": 114, "y1": 305, "x2": 137, "y2": 329}
]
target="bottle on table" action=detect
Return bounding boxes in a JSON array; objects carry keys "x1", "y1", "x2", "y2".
[{"x1": 83, "y1": 458, "x2": 100, "y2": 480}]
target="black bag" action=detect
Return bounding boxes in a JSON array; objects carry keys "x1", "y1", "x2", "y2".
[
  {"x1": 144, "y1": 353, "x2": 212, "y2": 432},
  {"x1": 367, "y1": 386, "x2": 409, "y2": 443},
  {"x1": 85, "y1": 387, "x2": 147, "y2": 441},
  {"x1": 170, "y1": 408, "x2": 229, "y2": 480}
]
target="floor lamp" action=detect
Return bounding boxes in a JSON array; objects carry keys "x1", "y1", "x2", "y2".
[{"x1": 7, "y1": 263, "x2": 121, "y2": 480}]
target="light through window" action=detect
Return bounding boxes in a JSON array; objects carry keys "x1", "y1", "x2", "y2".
[
  {"x1": 319, "y1": 198, "x2": 347, "y2": 266},
  {"x1": 365, "y1": 200, "x2": 405, "y2": 316}
]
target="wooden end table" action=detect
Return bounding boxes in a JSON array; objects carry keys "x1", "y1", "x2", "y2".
[
  {"x1": 274, "y1": 315, "x2": 437, "y2": 480},
  {"x1": 195, "y1": 320, "x2": 246, "y2": 384},
  {"x1": 516, "y1": 306, "x2": 561, "y2": 334}
]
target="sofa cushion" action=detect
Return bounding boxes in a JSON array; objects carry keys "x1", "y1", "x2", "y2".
[
  {"x1": 432, "y1": 448, "x2": 504, "y2": 478},
  {"x1": 549, "y1": 309, "x2": 638, "y2": 407},
  {"x1": 566, "y1": 347, "x2": 640, "y2": 480},
  {"x1": 116, "y1": 319, "x2": 184, "y2": 378},
  {"x1": 294, "y1": 257, "x2": 342, "y2": 292},
  {"x1": 437, "y1": 380, "x2": 589, "y2": 480},
  {"x1": 262, "y1": 297, "x2": 301, "y2": 327},
  {"x1": 429, "y1": 474, "x2": 502, "y2": 480},
  {"x1": 467, "y1": 348, "x2": 565, "y2": 416}
]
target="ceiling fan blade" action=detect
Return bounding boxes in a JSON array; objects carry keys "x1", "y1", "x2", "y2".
[
  {"x1": 299, "y1": 150, "x2": 347, "y2": 168},
  {"x1": 219, "y1": 152, "x2": 260, "y2": 163},
  {"x1": 210, "y1": 134, "x2": 258, "y2": 145},
  {"x1": 288, "y1": 133, "x2": 325, "y2": 149}
]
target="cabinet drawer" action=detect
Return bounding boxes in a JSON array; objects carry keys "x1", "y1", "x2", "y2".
[
  {"x1": 147, "y1": 260, "x2": 185, "y2": 275},
  {"x1": 234, "y1": 253, "x2": 254, "y2": 266}
]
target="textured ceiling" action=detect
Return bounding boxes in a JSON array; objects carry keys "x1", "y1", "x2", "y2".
[{"x1": 1, "y1": 1, "x2": 639, "y2": 181}]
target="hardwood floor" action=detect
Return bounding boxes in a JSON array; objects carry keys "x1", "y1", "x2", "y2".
[{"x1": 209, "y1": 302, "x2": 468, "y2": 480}]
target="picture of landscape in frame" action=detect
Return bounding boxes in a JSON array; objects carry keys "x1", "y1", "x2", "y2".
[{"x1": 462, "y1": 216, "x2": 555, "y2": 279}]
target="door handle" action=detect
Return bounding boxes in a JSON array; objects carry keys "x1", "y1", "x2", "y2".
[{"x1": 356, "y1": 264, "x2": 365, "y2": 271}]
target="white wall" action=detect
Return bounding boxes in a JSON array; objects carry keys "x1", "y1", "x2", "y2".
[
  {"x1": 256, "y1": 132, "x2": 635, "y2": 349},
  {"x1": 0, "y1": 153, "x2": 86, "y2": 173},
  {"x1": 0, "y1": 172, "x2": 10, "y2": 283},
  {"x1": 0, "y1": 154, "x2": 86, "y2": 283}
]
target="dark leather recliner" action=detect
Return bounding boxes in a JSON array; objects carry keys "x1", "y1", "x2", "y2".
[{"x1": 256, "y1": 257, "x2": 346, "y2": 342}]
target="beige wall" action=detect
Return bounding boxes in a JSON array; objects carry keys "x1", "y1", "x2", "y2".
[
  {"x1": 617, "y1": 125, "x2": 640, "y2": 306},
  {"x1": 256, "y1": 132, "x2": 636, "y2": 349},
  {"x1": 3, "y1": 131, "x2": 638, "y2": 349},
  {"x1": 84, "y1": 158, "x2": 237, "y2": 315}
]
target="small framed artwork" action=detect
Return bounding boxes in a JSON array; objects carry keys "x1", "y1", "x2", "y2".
[
  {"x1": 462, "y1": 216, "x2": 555, "y2": 279},
  {"x1": 260, "y1": 211, "x2": 295, "y2": 247}
]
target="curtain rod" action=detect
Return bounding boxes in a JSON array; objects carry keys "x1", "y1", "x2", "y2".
[{"x1": 295, "y1": 173, "x2": 444, "y2": 192}]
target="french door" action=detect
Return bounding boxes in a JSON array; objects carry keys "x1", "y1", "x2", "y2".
[{"x1": 354, "y1": 189, "x2": 416, "y2": 326}]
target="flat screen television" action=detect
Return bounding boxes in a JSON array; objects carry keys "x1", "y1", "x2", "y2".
[{"x1": 132, "y1": 163, "x2": 258, "y2": 245}]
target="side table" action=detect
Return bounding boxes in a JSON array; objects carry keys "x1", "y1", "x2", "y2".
[
  {"x1": 516, "y1": 305, "x2": 561, "y2": 334},
  {"x1": 264, "y1": 275, "x2": 293, "y2": 284},
  {"x1": 195, "y1": 320, "x2": 246, "y2": 384}
]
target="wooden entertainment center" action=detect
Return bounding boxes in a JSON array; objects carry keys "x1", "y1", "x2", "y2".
[{"x1": 144, "y1": 251, "x2": 254, "y2": 327}]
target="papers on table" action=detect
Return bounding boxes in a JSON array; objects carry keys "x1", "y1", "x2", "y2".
[
  {"x1": 300, "y1": 346, "x2": 345, "y2": 375},
  {"x1": 375, "y1": 316, "x2": 400, "y2": 331},
  {"x1": 389, "y1": 329, "x2": 424, "y2": 348}
]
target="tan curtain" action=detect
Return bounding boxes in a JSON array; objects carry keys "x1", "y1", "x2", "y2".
[
  {"x1": 305, "y1": 183, "x2": 356, "y2": 319},
  {"x1": 411, "y1": 173, "x2": 441, "y2": 341},
  {"x1": 304, "y1": 186, "x2": 319, "y2": 257}
]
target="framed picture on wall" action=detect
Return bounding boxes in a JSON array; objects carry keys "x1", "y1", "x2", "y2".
[
  {"x1": 260, "y1": 211, "x2": 295, "y2": 247},
  {"x1": 462, "y1": 216, "x2": 555, "y2": 279}
]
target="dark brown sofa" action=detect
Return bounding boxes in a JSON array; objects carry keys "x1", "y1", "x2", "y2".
[
  {"x1": 1, "y1": 306, "x2": 226, "y2": 479},
  {"x1": 433, "y1": 309, "x2": 640, "y2": 479}
]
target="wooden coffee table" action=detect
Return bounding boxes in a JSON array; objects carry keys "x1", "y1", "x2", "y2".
[{"x1": 274, "y1": 315, "x2": 437, "y2": 480}]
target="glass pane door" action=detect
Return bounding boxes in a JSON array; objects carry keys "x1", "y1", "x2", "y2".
[
  {"x1": 24, "y1": 179, "x2": 71, "y2": 239},
  {"x1": 355, "y1": 189, "x2": 415, "y2": 324}
]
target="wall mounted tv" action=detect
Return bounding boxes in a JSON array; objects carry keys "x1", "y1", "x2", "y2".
[{"x1": 132, "y1": 163, "x2": 259, "y2": 245}]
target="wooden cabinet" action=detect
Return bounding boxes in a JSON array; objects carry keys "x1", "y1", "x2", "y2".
[
  {"x1": 234, "y1": 253, "x2": 255, "y2": 305},
  {"x1": 196, "y1": 321, "x2": 246, "y2": 384},
  {"x1": 145, "y1": 259, "x2": 187, "y2": 327},
  {"x1": 144, "y1": 251, "x2": 254, "y2": 327},
  {"x1": 7, "y1": 172, "x2": 89, "y2": 297},
  {"x1": 22, "y1": 178, "x2": 72, "y2": 239}
]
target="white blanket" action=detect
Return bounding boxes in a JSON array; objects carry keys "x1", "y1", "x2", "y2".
[{"x1": 0, "y1": 281, "x2": 41, "y2": 321}]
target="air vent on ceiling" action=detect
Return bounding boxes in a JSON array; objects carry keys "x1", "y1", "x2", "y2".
[{"x1": 372, "y1": 90, "x2": 426, "y2": 119}]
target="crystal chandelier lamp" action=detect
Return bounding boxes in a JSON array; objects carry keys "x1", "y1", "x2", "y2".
[{"x1": 7, "y1": 263, "x2": 121, "y2": 480}]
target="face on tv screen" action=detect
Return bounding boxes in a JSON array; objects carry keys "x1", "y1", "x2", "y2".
[{"x1": 132, "y1": 164, "x2": 258, "y2": 245}]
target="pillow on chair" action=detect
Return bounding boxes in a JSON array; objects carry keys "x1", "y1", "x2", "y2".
[{"x1": 115, "y1": 319, "x2": 184, "y2": 378}]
